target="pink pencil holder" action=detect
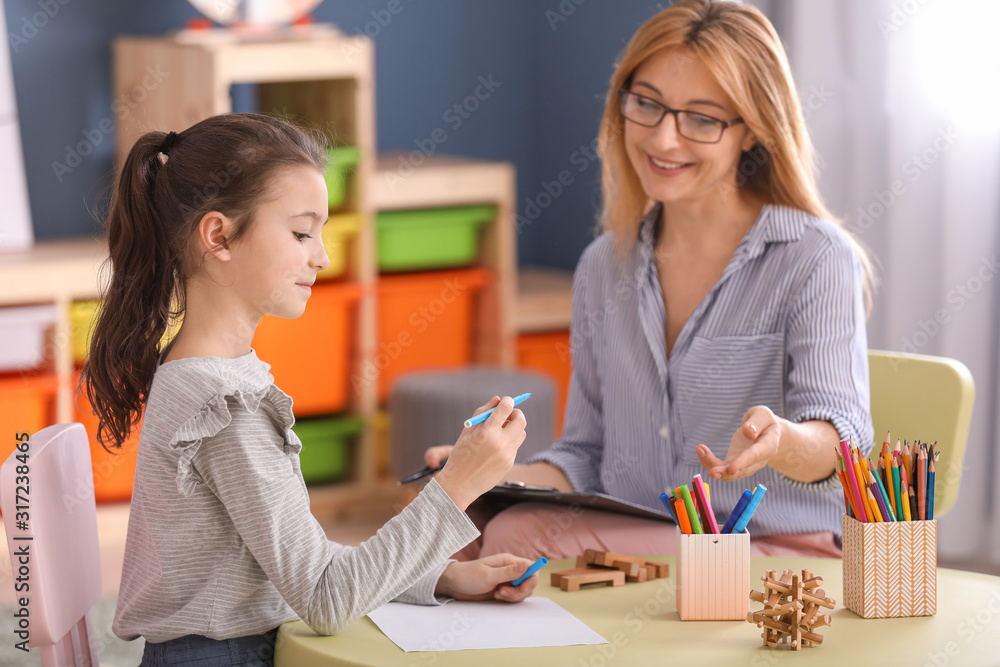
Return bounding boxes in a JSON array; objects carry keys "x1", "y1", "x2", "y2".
[{"x1": 676, "y1": 528, "x2": 751, "y2": 620}]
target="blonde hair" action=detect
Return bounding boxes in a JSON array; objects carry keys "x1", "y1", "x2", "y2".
[{"x1": 597, "y1": 0, "x2": 873, "y2": 307}]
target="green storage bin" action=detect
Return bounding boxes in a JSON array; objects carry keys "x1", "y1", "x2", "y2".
[
  {"x1": 294, "y1": 415, "x2": 366, "y2": 484},
  {"x1": 325, "y1": 146, "x2": 361, "y2": 209},
  {"x1": 376, "y1": 205, "x2": 495, "y2": 272}
]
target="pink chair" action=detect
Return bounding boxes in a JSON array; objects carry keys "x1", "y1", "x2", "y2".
[{"x1": 1, "y1": 423, "x2": 101, "y2": 666}]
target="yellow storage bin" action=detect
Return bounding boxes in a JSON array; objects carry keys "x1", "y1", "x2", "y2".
[
  {"x1": 317, "y1": 214, "x2": 362, "y2": 280},
  {"x1": 71, "y1": 300, "x2": 182, "y2": 363}
]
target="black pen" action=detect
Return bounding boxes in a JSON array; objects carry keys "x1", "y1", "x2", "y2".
[{"x1": 398, "y1": 458, "x2": 447, "y2": 485}]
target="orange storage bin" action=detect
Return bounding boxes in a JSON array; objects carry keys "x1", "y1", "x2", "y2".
[
  {"x1": 0, "y1": 374, "x2": 58, "y2": 464},
  {"x1": 517, "y1": 330, "x2": 572, "y2": 437},
  {"x1": 376, "y1": 268, "x2": 490, "y2": 401},
  {"x1": 253, "y1": 282, "x2": 363, "y2": 416},
  {"x1": 73, "y1": 370, "x2": 140, "y2": 502}
]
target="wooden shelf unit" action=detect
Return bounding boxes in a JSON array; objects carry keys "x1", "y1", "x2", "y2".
[
  {"x1": 0, "y1": 238, "x2": 107, "y2": 424},
  {"x1": 372, "y1": 153, "x2": 518, "y2": 369},
  {"x1": 8, "y1": 27, "x2": 521, "y2": 518}
]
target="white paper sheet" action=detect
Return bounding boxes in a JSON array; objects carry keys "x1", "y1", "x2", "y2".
[{"x1": 367, "y1": 597, "x2": 607, "y2": 652}]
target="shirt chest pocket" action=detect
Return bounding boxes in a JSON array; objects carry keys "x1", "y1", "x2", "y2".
[{"x1": 673, "y1": 333, "x2": 785, "y2": 465}]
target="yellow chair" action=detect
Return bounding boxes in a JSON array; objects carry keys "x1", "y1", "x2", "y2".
[{"x1": 868, "y1": 350, "x2": 975, "y2": 518}]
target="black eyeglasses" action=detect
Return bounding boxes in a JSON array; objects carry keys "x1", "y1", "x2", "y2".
[{"x1": 618, "y1": 89, "x2": 744, "y2": 144}]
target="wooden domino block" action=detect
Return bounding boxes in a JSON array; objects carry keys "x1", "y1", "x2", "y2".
[
  {"x1": 583, "y1": 549, "x2": 648, "y2": 569},
  {"x1": 612, "y1": 559, "x2": 643, "y2": 581},
  {"x1": 577, "y1": 551, "x2": 670, "y2": 582},
  {"x1": 551, "y1": 567, "x2": 626, "y2": 592},
  {"x1": 644, "y1": 560, "x2": 670, "y2": 578}
]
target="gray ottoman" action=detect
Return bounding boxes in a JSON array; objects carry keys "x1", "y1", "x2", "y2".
[{"x1": 389, "y1": 366, "x2": 556, "y2": 479}]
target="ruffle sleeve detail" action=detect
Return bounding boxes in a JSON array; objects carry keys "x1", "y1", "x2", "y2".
[{"x1": 168, "y1": 385, "x2": 301, "y2": 497}]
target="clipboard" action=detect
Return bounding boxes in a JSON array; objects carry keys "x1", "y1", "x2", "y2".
[{"x1": 481, "y1": 481, "x2": 674, "y2": 522}]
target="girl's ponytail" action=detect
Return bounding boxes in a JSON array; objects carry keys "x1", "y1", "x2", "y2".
[{"x1": 85, "y1": 131, "x2": 177, "y2": 450}]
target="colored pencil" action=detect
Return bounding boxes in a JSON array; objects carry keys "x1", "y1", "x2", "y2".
[
  {"x1": 836, "y1": 460, "x2": 860, "y2": 520},
  {"x1": 927, "y1": 455, "x2": 937, "y2": 521},
  {"x1": 840, "y1": 440, "x2": 868, "y2": 523},
  {"x1": 867, "y1": 486, "x2": 884, "y2": 522},
  {"x1": 891, "y1": 458, "x2": 903, "y2": 521},
  {"x1": 884, "y1": 452, "x2": 896, "y2": 516},
  {"x1": 902, "y1": 440, "x2": 913, "y2": 487},
  {"x1": 853, "y1": 448, "x2": 876, "y2": 522},
  {"x1": 871, "y1": 459, "x2": 897, "y2": 521},
  {"x1": 917, "y1": 445, "x2": 927, "y2": 521}
]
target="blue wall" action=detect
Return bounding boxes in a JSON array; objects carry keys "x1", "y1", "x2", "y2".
[{"x1": 4, "y1": 0, "x2": 666, "y2": 270}]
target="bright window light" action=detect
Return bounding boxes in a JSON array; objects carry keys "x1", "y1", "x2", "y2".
[{"x1": 912, "y1": 0, "x2": 1000, "y2": 133}]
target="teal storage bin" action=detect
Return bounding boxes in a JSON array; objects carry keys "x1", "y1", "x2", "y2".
[
  {"x1": 294, "y1": 415, "x2": 366, "y2": 484},
  {"x1": 376, "y1": 205, "x2": 495, "y2": 272},
  {"x1": 325, "y1": 146, "x2": 361, "y2": 209}
]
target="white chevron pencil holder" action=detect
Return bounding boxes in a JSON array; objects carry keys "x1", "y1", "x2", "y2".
[{"x1": 842, "y1": 514, "x2": 937, "y2": 618}]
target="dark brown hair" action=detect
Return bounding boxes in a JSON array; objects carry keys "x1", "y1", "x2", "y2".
[{"x1": 83, "y1": 113, "x2": 327, "y2": 450}]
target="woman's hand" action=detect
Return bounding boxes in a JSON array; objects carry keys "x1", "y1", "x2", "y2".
[
  {"x1": 435, "y1": 554, "x2": 539, "y2": 602},
  {"x1": 435, "y1": 396, "x2": 527, "y2": 510},
  {"x1": 424, "y1": 444, "x2": 452, "y2": 469},
  {"x1": 696, "y1": 406, "x2": 782, "y2": 481}
]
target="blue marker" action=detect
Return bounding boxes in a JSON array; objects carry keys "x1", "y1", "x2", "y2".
[
  {"x1": 511, "y1": 556, "x2": 547, "y2": 587},
  {"x1": 720, "y1": 489, "x2": 753, "y2": 534},
  {"x1": 658, "y1": 492, "x2": 680, "y2": 524},
  {"x1": 731, "y1": 484, "x2": 767, "y2": 534},
  {"x1": 464, "y1": 393, "x2": 531, "y2": 428}
]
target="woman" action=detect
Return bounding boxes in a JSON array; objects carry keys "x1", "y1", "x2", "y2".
[{"x1": 428, "y1": 0, "x2": 873, "y2": 560}]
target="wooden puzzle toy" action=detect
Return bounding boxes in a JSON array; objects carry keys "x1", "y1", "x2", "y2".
[{"x1": 747, "y1": 569, "x2": 835, "y2": 650}]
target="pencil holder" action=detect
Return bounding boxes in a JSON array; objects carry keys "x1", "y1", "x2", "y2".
[
  {"x1": 841, "y1": 514, "x2": 937, "y2": 618},
  {"x1": 676, "y1": 528, "x2": 751, "y2": 620}
]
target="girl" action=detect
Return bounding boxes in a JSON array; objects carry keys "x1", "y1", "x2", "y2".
[
  {"x1": 427, "y1": 0, "x2": 874, "y2": 560},
  {"x1": 83, "y1": 113, "x2": 535, "y2": 667}
]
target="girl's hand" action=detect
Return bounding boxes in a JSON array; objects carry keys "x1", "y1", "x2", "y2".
[
  {"x1": 696, "y1": 406, "x2": 782, "y2": 481},
  {"x1": 435, "y1": 396, "x2": 527, "y2": 510},
  {"x1": 435, "y1": 554, "x2": 539, "y2": 602},
  {"x1": 423, "y1": 396, "x2": 503, "y2": 472}
]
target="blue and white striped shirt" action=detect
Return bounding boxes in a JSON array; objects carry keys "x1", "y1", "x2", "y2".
[{"x1": 530, "y1": 203, "x2": 873, "y2": 538}]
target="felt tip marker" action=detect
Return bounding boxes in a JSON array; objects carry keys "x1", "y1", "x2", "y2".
[
  {"x1": 511, "y1": 557, "x2": 547, "y2": 587},
  {"x1": 464, "y1": 393, "x2": 531, "y2": 428},
  {"x1": 731, "y1": 484, "x2": 767, "y2": 534}
]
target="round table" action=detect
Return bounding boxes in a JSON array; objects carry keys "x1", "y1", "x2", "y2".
[{"x1": 275, "y1": 556, "x2": 1000, "y2": 666}]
